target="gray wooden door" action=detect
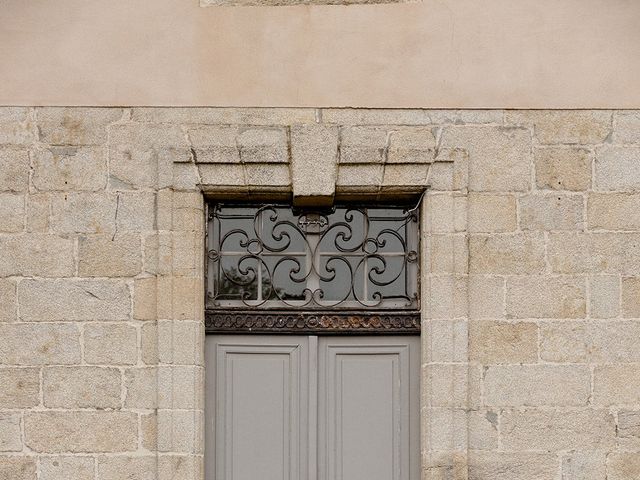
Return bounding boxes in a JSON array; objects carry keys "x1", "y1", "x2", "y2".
[{"x1": 205, "y1": 335, "x2": 419, "y2": 480}]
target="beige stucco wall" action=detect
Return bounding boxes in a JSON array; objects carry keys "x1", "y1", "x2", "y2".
[
  {"x1": 2, "y1": 0, "x2": 640, "y2": 108},
  {"x1": 1, "y1": 107, "x2": 639, "y2": 480}
]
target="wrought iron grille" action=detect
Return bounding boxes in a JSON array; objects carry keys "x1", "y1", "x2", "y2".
[{"x1": 206, "y1": 204, "x2": 419, "y2": 311}]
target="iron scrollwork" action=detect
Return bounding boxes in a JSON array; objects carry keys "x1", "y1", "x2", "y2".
[{"x1": 206, "y1": 204, "x2": 420, "y2": 311}]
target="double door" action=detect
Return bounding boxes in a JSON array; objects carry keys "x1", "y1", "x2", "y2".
[{"x1": 205, "y1": 335, "x2": 420, "y2": 480}]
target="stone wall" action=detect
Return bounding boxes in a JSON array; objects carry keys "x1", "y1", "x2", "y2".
[{"x1": 0, "y1": 107, "x2": 639, "y2": 480}]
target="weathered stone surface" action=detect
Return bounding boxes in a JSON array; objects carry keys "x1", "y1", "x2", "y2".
[
  {"x1": 618, "y1": 411, "x2": 640, "y2": 442},
  {"x1": 484, "y1": 365, "x2": 590, "y2": 406},
  {"x1": 188, "y1": 125, "x2": 239, "y2": 163},
  {"x1": 24, "y1": 411, "x2": 137, "y2": 453},
  {"x1": 541, "y1": 321, "x2": 640, "y2": 363},
  {"x1": 427, "y1": 319, "x2": 468, "y2": 363},
  {"x1": 0, "y1": 323, "x2": 80, "y2": 365},
  {"x1": 84, "y1": 323, "x2": 137, "y2": 365},
  {"x1": 0, "y1": 147, "x2": 29, "y2": 192},
  {"x1": 469, "y1": 234, "x2": 546, "y2": 274},
  {"x1": 124, "y1": 367, "x2": 157, "y2": 409},
  {"x1": 440, "y1": 126, "x2": 531, "y2": 192},
  {"x1": 590, "y1": 275, "x2": 620, "y2": 318},
  {"x1": 561, "y1": 451, "x2": 606, "y2": 480},
  {"x1": 108, "y1": 145, "x2": 160, "y2": 189},
  {"x1": 132, "y1": 107, "x2": 316, "y2": 125},
  {"x1": 468, "y1": 193, "x2": 516, "y2": 232},
  {"x1": 157, "y1": 410, "x2": 204, "y2": 453},
  {"x1": 0, "y1": 279, "x2": 16, "y2": 322},
  {"x1": 0, "y1": 414, "x2": 22, "y2": 451},
  {"x1": 518, "y1": 193, "x2": 584, "y2": 231},
  {"x1": 501, "y1": 409, "x2": 615, "y2": 450},
  {"x1": 336, "y1": 164, "x2": 383, "y2": 189},
  {"x1": 425, "y1": 408, "x2": 467, "y2": 451},
  {"x1": 134, "y1": 277, "x2": 157, "y2": 321},
  {"x1": 78, "y1": 233, "x2": 142, "y2": 277},
  {"x1": 468, "y1": 276, "x2": 505, "y2": 319},
  {"x1": 158, "y1": 455, "x2": 203, "y2": 480},
  {"x1": 534, "y1": 146, "x2": 592, "y2": 191},
  {"x1": 238, "y1": 127, "x2": 288, "y2": 163},
  {"x1": 0, "y1": 193, "x2": 24, "y2": 232},
  {"x1": 116, "y1": 191, "x2": 156, "y2": 232},
  {"x1": 593, "y1": 365, "x2": 640, "y2": 405},
  {"x1": 25, "y1": 193, "x2": 50, "y2": 233},
  {"x1": 141, "y1": 322, "x2": 158, "y2": 365},
  {"x1": 588, "y1": 193, "x2": 640, "y2": 230},
  {"x1": 40, "y1": 457, "x2": 94, "y2": 480},
  {"x1": 506, "y1": 276, "x2": 586, "y2": 319},
  {"x1": 387, "y1": 127, "x2": 436, "y2": 163},
  {"x1": 158, "y1": 366, "x2": 204, "y2": 409},
  {"x1": 19, "y1": 279, "x2": 131, "y2": 321},
  {"x1": 110, "y1": 123, "x2": 187, "y2": 148},
  {"x1": 51, "y1": 192, "x2": 116, "y2": 234},
  {"x1": 32, "y1": 147, "x2": 106, "y2": 191},
  {"x1": 0, "y1": 234, "x2": 74, "y2": 278},
  {"x1": 290, "y1": 125, "x2": 338, "y2": 206},
  {"x1": 614, "y1": 111, "x2": 640, "y2": 143},
  {"x1": 37, "y1": 107, "x2": 122, "y2": 145},
  {"x1": 141, "y1": 412, "x2": 157, "y2": 451},
  {"x1": 468, "y1": 452, "x2": 558, "y2": 480},
  {"x1": 0, "y1": 457, "x2": 37, "y2": 480},
  {"x1": 426, "y1": 364, "x2": 468, "y2": 408},
  {"x1": 43, "y1": 366, "x2": 121, "y2": 408},
  {"x1": 548, "y1": 233, "x2": 640, "y2": 275},
  {"x1": 339, "y1": 126, "x2": 387, "y2": 164},
  {"x1": 469, "y1": 321, "x2": 537, "y2": 364},
  {"x1": 381, "y1": 164, "x2": 429, "y2": 186},
  {"x1": 97, "y1": 456, "x2": 156, "y2": 480},
  {"x1": 468, "y1": 410, "x2": 499, "y2": 450},
  {"x1": 0, "y1": 107, "x2": 34, "y2": 145},
  {"x1": 594, "y1": 146, "x2": 640, "y2": 190},
  {"x1": 157, "y1": 320, "x2": 204, "y2": 366},
  {"x1": 0, "y1": 368, "x2": 40, "y2": 407},
  {"x1": 245, "y1": 164, "x2": 290, "y2": 186},
  {"x1": 607, "y1": 453, "x2": 640, "y2": 480},
  {"x1": 506, "y1": 110, "x2": 612, "y2": 144},
  {"x1": 622, "y1": 277, "x2": 640, "y2": 318}
]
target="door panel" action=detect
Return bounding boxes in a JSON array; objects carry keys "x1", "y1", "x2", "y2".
[
  {"x1": 205, "y1": 335, "x2": 419, "y2": 480},
  {"x1": 205, "y1": 335, "x2": 309, "y2": 480},
  {"x1": 318, "y1": 337, "x2": 420, "y2": 480}
]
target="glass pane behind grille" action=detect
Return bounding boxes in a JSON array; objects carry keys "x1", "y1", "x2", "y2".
[{"x1": 207, "y1": 204, "x2": 419, "y2": 310}]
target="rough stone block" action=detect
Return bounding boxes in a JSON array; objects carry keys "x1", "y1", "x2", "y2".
[
  {"x1": 51, "y1": 192, "x2": 116, "y2": 234},
  {"x1": 24, "y1": 411, "x2": 137, "y2": 453},
  {"x1": 158, "y1": 455, "x2": 203, "y2": 480},
  {"x1": 134, "y1": 277, "x2": 157, "y2": 321},
  {"x1": 588, "y1": 193, "x2": 640, "y2": 230},
  {"x1": 0, "y1": 368, "x2": 40, "y2": 407},
  {"x1": 141, "y1": 322, "x2": 158, "y2": 365},
  {"x1": 97, "y1": 456, "x2": 156, "y2": 480},
  {"x1": 506, "y1": 110, "x2": 612, "y2": 144},
  {"x1": 132, "y1": 107, "x2": 316, "y2": 125},
  {"x1": 244, "y1": 164, "x2": 290, "y2": 186},
  {"x1": 548, "y1": 233, "x2": 640, "y2": 275},
  {"x1": 518, "y1": 193, "x2": 584, "y2": 231},
  {"x1": 387, "y1": 127, "x2": 436, "y2": 163},
  {"x1": 468, "y1": 276, "x2": 505, "y2": 319},
  {"x1": 32, "y1": 146, "x2": 107, "y2": 191},
  {"x1": 0, "y1": 193, "x2": 24, "y2": 232},
  {"x1": 290, "y1": 125, "x2": 338, "y2": 206},
  {"x1": 593, "y1": 365, "x2": 640, "y2": 405},
  {"x1": 501, "y1": 409, "x2": 615, "y2": 450},
  {"x1": 116, "y1": 191, "x2": 156, "y2": 232},
  {"x1": 157, "y1": 320, "x2": 204, "y2": 366},
  {"x1": 622, "y1": 277, "x2": 640, "y2": 318},
  {"x1": 197, "y1": 164, "x2": 245, "y2": 187},
  {"x1": 0, "y1": 279, "x2": 16, "y2": 322},
  {"x1": 469, "y1": 233, "x2": 546, "y2": 274},
  {"x1": 440, "y1": 126, "x2": 531, "y2": 192},
  {"x1": 78, "y1": 233, "x2": 142, "y2": 277},
  {"x1": 43, "y1": 366, "x2": 121, "y2": 409},
  {"x1": 110, "y1": 123, "x2": 187, "y2": 148},
  {"x1": 590, "y1": 275, "x2": 620, "y2": 318},
  {"x1": 425, "y1": 364, "x2": 468, "y2": 408},
  {"x1": 158, "y1": 366, "x2": 204, "y2": 410},
  {"x1": 468, "y1": 410, "x2": 499, "y2": 450},
  {"x1": 0, "y1": 234, "x2": 74, "y2": 278},
  {"x1": 40, "y1": 457, "x2": 95, "y2": 480},
  {"x1": 607, "y1": 453, "x2": 640, "y2": 480},
  {"x1": 425, "y1": 276, "x2": 468, "y2": 319},
  {"x1": 561, "y1": 451, "x2": 606, "y2": 480},
  {"x1": 188, "y1": 126, "x2": 239, "y2": 164},
  {"x1": 506, "y1": 276, "x2": 586, "y2": 319},
  {"x1": 540, "y1": 321, "x2": 640, "y2": 363},
  {"x1": 109, "y1": 145, "x2": 160, "y2": 190},
  {"x1": 0, "y1": 107, "x2": 34, "y2": 145},
  {"x1": 484, "y1": 365, "x2": 590, "y2": 406},
  {"x1": 339, "y1": 126, "x2": 387, "y2": 164},
  {"x1": 534, "y1": 146, "x2": 592, "y2": 191},
  {"x1": 469, "y1": 321, "x2": 537, "y2": 364},
  {"x1": 124, "y1": 367, "x2": 157, "y2": 409},
  {"x1": 157, "y1": 410, "x2": 204, "y2": 454},
  {"x1": 594, "y1": 146, "x2": 640, "y2": 190},
  {"x1": 0, "y1": 147, "x2": 29, "y2": 192},
  {"x1": 0, "y1": 413, "x2": 22, "y2": 451},
  {"x1": 0, "y1": 323, "x2": 80, "y2": 365},
  {"x1": 25, "y1": 193, "x2": 50, "y2": 232},
  {"x1": 84, "y1": 323, "x2": 138, "y2": 365},
  {"x1": 37, "y1": 107, "x2": 122, "y2": 145},
  {"x1": 468, "y1": 452, "x2": 558, "y2": 480},
  {"x1": 382, "y1": 164, "x2": 429, "y2": 186},
  {"x1": 237, "y1": 127, "x2": 288, "y2": 163},
  {"x1": 141, "y1": 413, "x2": 157, "y2": 451},
  {"x1": 468, "y1": 193, "x2": 517, "y2": 232},
  {"x1": 614, "y1": 111, "x2": 640, "y2": 143},
  {"x1": 0, "y1": 457, "x2": 37, "y2": 480},
  {"x1": 19, "y1": 279, "x2": 131, "y2": 321},
  {"x1": 336, "y1": 164, "x2": 383, "y2": 189},
  {"x1": 425, "y1": 408, "x2": 468, "y2": 451},
  {"x1": 427, "y1": 234, "x2": 468, "y2": 274},
  {"x1": 426, "y1": 319, "x2": 468, "y2": 363},
  {"x1": 618, "y1": 411, "x2": 640, "y2": 442}
]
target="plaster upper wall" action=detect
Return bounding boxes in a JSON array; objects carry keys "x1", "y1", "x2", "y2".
[{"x1": 1, "y1": 0, "x2": 639, "y2": 108}]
